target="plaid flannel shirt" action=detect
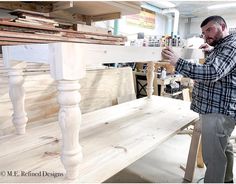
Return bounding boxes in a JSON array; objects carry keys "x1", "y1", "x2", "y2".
[{"x1": 175, "y1": 33, "x2": 236, "y2": 120}]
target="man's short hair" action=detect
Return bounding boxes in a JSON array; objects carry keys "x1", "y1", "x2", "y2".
[{"x1": 200, "y1": 15, "x2": 227, "y2": 28}]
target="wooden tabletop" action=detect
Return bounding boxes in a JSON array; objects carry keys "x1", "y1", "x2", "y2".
[{"x1": 0, "y1": 96, "x2": 198, "y2": 183}]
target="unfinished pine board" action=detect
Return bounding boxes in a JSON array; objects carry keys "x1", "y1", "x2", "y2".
[
  {"x1": 0, "y1": 2, "x2": 51, "y2": 13},
  {"x1": 49, "y1": 1, "x2": 140, "y2": 22},
  {"x1": 0, "y1": 96, "x2": 198, "y2": 183},
  {"x1": 0, "y1": 20, "x2": 61, "y2": 32},
  {"x1": 0, "y1": 31, "x2": 125, "y2": 46},
  {"x1": 0, "y1": 1, "x2": 140, "y2": 25},
  {"x1": 0, "y1": 65, "x2": 135, "y2": 136},
  {"x1": 0, "y1": 2, "x2": 140, "y2": 20},
  {"x1": 75, "y1": 24, "x2": 108, "y2": 34},
  {"x1": 184, "y1": 121, "x2": 201, "y2": 182}
]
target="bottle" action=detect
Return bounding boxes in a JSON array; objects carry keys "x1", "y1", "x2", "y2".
[
  {"x1": 156, "y1": 40, "x2": 160, "y2": 47},
  {"x1": 153, "y1": 36, "x2": 157, "y2": 47},
  {"x1": 157, "y1": 67, "x2": 161, "y2": 78},
  {"x1": 161, "y1": 68, "x2": 167, "y2": 79},
  {"x1": 173, "y1": 35, "x2": 177, "y2": 46},
  {"x1": 177, "y1": 36, "x2": 181, "y2": 47},
  {"x1": 148, "y1": 36, "x2": 152, "y2": 47},
  {"x1": 161, "y1": 36, "x2": 165, "y2": 47},
  {"x1": 143, "y1": 39, "x2": 147, "y2": 47}
]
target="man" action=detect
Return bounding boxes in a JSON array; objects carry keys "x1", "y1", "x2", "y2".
[{"x1": 162, "y1": 16, "x2": 236, "y2": 183}]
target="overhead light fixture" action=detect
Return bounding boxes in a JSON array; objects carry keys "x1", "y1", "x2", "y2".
[
  {"x1": 148, "y1": 1, "x2": 176, "y2": 9},
  {"x1": 208, "y1": 3, "x2": 236, "y2": 10}
]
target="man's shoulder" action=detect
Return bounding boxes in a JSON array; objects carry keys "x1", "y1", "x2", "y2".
[
  {"x1": 221, "y1": 34, "x2": 236, "y2": 48},
  {"x1": 229, "y1": 33, "x2": 236, "y2": 41}
]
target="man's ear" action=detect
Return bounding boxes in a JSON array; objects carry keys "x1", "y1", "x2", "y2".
[{"x1": 221, "y1": 23, "x2": 226, "y2": 31}]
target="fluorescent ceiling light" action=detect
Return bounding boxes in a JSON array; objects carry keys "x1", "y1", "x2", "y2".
[
  {"x1": 208, "y1": 3, "x2": 236, "y2": 10},
  {"x1": 148, "y1": 1, "x2": 176, "y2": 9}
]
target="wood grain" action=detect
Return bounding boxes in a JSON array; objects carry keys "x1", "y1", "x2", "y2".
[
  {"x1": 0, "y1": 96, "x2": 198, "y2": 183},
  {"x1": 0, "y1": 56, "x2": 135, "y2": 136}
]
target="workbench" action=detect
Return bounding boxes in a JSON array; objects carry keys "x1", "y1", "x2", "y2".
[{"x1": 1, "y1": 43, "x2": 203, "y2": 182}]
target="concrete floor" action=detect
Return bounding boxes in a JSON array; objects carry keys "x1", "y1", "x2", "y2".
[{"x1": 105, "y1": 134, "x2": 205, "y2": 183}]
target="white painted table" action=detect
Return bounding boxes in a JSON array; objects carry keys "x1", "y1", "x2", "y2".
[{"x1": 2, "y1": 43, "x2": 204, "y2": 180}]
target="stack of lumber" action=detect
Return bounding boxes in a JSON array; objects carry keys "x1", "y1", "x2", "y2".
[
  {"x1": 11, "y1": 10, "x2": 59, "y2": 28},
  {"x1": 0, "y1": 10, "x2": 127, "y2": 46}
]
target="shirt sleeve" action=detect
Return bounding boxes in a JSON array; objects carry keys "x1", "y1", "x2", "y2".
[{"x1": 175, "y1": 44, "x2": 236, "y2": 81}]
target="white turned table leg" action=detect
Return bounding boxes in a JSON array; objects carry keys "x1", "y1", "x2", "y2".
[
  {"x1": 146, "y1": 61, "x2": 155, "y2": 99},
  {"x1": 57, "y1": 80, "x2": 83, "y2": 180},
  {"x1": 8, "y1": 68, "x2": 28, "y2": 135}
]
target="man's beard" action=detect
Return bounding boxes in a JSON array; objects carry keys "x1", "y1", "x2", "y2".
[{"x1": 207, "y1": 29, "x2": 223, "y2": 46}]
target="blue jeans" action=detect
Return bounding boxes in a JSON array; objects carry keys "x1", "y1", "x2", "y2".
[{"x1": 200, "y1": 114, "x2": 235, "y2": 183}]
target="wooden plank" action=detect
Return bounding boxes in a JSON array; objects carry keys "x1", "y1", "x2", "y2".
[
  {"x1": 103, "y1": 1, "x2": 141, "y2": 15},
  {"x1": 0, "y1": 2, "x2": 52, "y2": 13},
  {"x1": 0, "y1": 41, "x2": 25, "y2": 46},
  {"x1": 0, "y1": 96, "x2": 198, "y2": 183},
  {"x1": 61, "y1": 29, "x2": 126, "y2": 39},
  {"x1": 90, "y1": 12, "x2": 121, "y2": 22},
  {"x1": 197, "y1": 140, "x2": 204, "y2": 168},
  {"x1": 117, "y1": 94, "x2": 136, "y2": 104},
  {"x1": 184, "y1": 120, "x2": 201, "y2": 182},
  {"x1": 63, "y1": 32, "x2": 124, "y2": 41},
  {"x1": 0, "y1": 14, "x2": 126, "y2": 40},
  {"x1": 0, "y1": 20, "x2": 126, "y2": 45},
  {"x1": 0, "y1": 1, "x2": 140, "y2": 24},
  {"x1": 0, "y1": 31, "x2": 124, "y2": 45},
  {"x1": 0, "y1": 37, "x2": 53, "y2": 43},
  {"x1": 52, "y1": 1, "x2": 74, "y2": 12},
  {"x1": 0, "y1": 20, "x2": 61, "y2": 32},
  {"x1": 0, "y1": 64, "x2": 135, "y2": 135},
  {"x1": 0, "y1": 30, "x2": 64, "y2": 41},
  {"x1": 15, "y1": 18, "x2": 59, "y2": 27},
  {"x1": 10, "y1": 9, "x2": 51, "y2": 18},
  {"x1": 18, "y1": 15, "x2": 57, "y2": 24},
  {"x1": 75, "y1": 24, "x2": 108, "y2": 34},
  {"x1": 49, "y1": 1, "x2": 140, "y2": 20},
  {"x1": 182, "y1": 88, "x2": 191, "y2": 102}
]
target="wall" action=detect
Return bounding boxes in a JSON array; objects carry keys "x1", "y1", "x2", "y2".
[
  {"x1": 95, "y1": 13, "x2": 168, "y2": 40},
  {"x1": 179, "y1": 13, "x2": 236, "y2": 38},
  {"x1": 96, "y1": 7, "x2": 236, "y2": 41},
  {"x1": 178, "y1": 17, "x2": 187, "y2": 38},
  {"x1": 118, "y1": 13, "x2": 167, "y2": 39}
]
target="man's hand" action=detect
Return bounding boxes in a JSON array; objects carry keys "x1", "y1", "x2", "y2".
[
  {"x1": 161, "y1": 46, "x2": 180, "y2": 66},
  {"x1": 199, "y1": 43, "x2": 214, "y2": 52}
]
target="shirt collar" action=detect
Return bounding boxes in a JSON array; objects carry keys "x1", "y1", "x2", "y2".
[{"x1": 216, "y1": 33, "x2": 234, "y2": 46}]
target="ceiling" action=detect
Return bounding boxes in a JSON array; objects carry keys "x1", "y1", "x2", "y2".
[{"x1": 149, "y1": 1, "x2": 236, "y2": 18}]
